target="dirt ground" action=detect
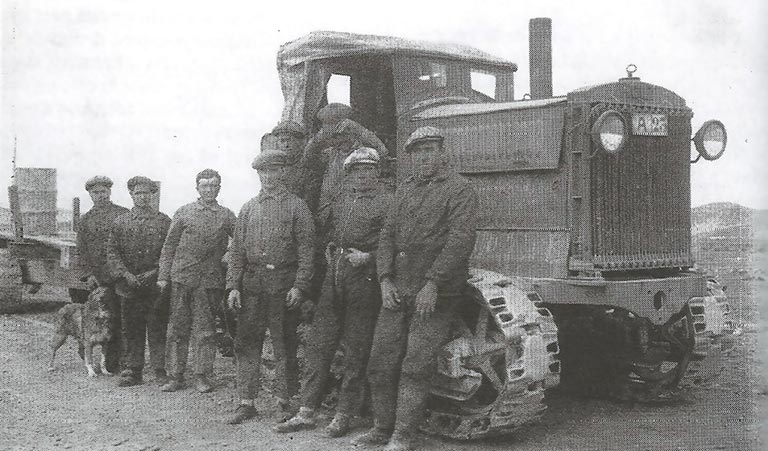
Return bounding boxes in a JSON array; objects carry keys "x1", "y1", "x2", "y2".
[{"x1": 0, "y1": 277, "x2": 764, "y2": 451}]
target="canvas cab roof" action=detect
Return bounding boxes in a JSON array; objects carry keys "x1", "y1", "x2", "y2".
[{"x1": 277, "y1": 31, "x2": 517, "y2": 70}]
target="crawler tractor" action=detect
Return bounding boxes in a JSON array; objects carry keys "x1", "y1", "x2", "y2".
[{"x1": 277, "y1": 17, "x2": 734, "y2": 439}]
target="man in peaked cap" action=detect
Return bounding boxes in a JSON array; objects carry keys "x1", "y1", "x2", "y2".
[
  {"x1": 352, "y1": 126, "x2": 479, "y2": 451},
  {"x1": 157, "y1": 169, "x2": 236, "y2": 394},
  {"x1": 225, "y1": 148, "x2": 315, "y2": 424},
  {"x1": 107, "y1": 176, "x2": 172, "y2": 387},
  {"x1": 275, "y1": 147, "x2": 393, "y2": 437},
  {"x1": 302, "y1": 103, "x2": 388, "y2": 213},
  {"x1": 77, "y1": 175, "x2": 129, "y2": 374}
]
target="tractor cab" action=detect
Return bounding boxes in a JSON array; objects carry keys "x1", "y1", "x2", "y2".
[{"x1": 276, "y1": 31, "x2": 518, "y2": 156}]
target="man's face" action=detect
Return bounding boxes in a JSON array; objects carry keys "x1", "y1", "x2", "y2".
[
  {"x1": 129, "y1": 185, "x2": 153, "y2": 209},
  {"x1": 197, "y1": 177, "x2": 221, "y2": 202},
  {"x1": 409, "y1": 140, "x2": 444, "y2": 179},
  {"x1": 275, "y1": 133, "x2": 304, "y2": 159},
  {"x1": 257, "y1": 166, "x2": 285, "y2": 191},
  {"x1": 88, "y1": 186, "x2": 111, "y2": 206},
  {"x1": 345, "y1": 164, "x2": 378, "y2": 189}
]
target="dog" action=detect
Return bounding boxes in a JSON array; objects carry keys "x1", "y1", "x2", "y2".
[{"x1": 48, "y1": 286, "x2": 113, "y2": 377}]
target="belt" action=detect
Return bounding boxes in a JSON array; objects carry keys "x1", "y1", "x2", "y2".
[{"x1": 245, "y1": 261, "x2": 295, "y2": 271}]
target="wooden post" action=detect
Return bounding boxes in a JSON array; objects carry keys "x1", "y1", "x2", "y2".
[
  {"x1": 72, "y1": 197, "x2": 80, "y2": 232},
  {"x1": 7, "y1": 185, "x2": 24, "y2": 241}
]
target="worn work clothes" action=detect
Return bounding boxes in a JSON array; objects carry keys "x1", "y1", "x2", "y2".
[
  {"x1": 303, "y1": 119, "x2": 388, "y2": 211},
  {"x1": 377, "y1": 170, "x2": 479, "y2": 298},
  {"x1": 120, "y1": 286, "x2": 169, "y2": 374},
  {"x1": 316, "y1": 184, "x2": 393, "y2": 254},
  {"x1": 77, "y1": 202, "x2": 130, "y2": 284},
  {"x1": 158, "y1": 199, "x2": 236, "y2": 289},
  {"x1": 107, "y1": 207, "x2": 171, "y2": 297},
  {"x1": 301, "y1": 252, "x2": 381, "y2": 415},
  {"x1": 107, "y1": 207, "x2": 171, "y2": 375},
  {"x1": 166, "y1": 283, "x2": 221, "y2": 377},
  {"x1": 367, "y1": 295, "x2": 460, "y2": 432},
  {"x1": 234, "y1": 266, "x2": 301, "y2": 400},
  {"x1": 227, "y1": 187, "x2": 314, "y2": 401},
  {"x1": 226, "y1": 188, "x2": 315, "y2": 293}
]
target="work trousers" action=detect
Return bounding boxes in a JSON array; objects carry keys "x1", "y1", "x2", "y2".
[
  {"x1": 101, "y1": 285, "x2": 122, "y2": 373},
  {"x1": 235, "y1": 266, "x2": 300, "y2": 400},
  {"x1": 166, "y1": 283, "x2": 222, "y2": 377},
  {"x1": 120, "y1": 286, "x2": 169, "y2": 375},
  {"x1": 301, "y1": 254, "x2": 380, "y2": 416},
  {"x1": 367, "y1": 295, "x2": 459, "y2": 433}
]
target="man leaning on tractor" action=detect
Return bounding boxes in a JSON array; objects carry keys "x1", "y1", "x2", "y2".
[{"x1": 353, "y1": 126, "x2": 479, "y2": 451}]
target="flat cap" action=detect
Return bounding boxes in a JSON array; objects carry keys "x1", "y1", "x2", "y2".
[
  {"x1": 126, "y1": 175, "x2": 158, "y2": 192},
  {"x1": 271, "y1": 121, "x2": 306, "y2": 137},
  {"x1": 343, "y1": 147, "x2": 380, "y2": 171},
  {"x1": 84, "y1": 175, "x2": 113, "y2": 191},
  {"x1": 317, "y1": 103, "x2": 353, "y2": 123},
  {"x1": 252, "y1": 149, "x2": 288, "y2": 170},
  {"x1": 404, "y1": 126, "x2": 444, "y2": 152}
]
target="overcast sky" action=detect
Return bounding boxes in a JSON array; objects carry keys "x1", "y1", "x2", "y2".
[{"x1": 1, "y1": 0, "x2": 766, "y2": 214}]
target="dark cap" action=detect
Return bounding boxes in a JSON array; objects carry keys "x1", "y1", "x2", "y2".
[
  {"x1": 271, "y1": 121, "x2": 306, "y2": 137},
  {"x1": 404, "y1": 126, "x2": 444, "y2": 152},
  {"x1": 126, "y1": 176, "x2": 159, "y2": 193},
  {"x1": 251, "y1": 150, "x2": 288, "y2": 170},
  {"x1": 84, "y1": 175, "x2": 113, "y2": 191},
  {"x1": 317, "y1": 103, "x2": 353, "y2": 123}
]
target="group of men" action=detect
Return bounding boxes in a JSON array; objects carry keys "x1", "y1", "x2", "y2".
[{"x1": 75, "y1": 102, "x2": 479, "y2": 451}]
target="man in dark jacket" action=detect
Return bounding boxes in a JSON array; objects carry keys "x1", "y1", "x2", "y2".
[
  {"x1": 275, "y1": 147, "x2": 392, "y2": 438},
  {"x1": 76, "y1": 176, "x2": 129, "y2": 374},
  {"x1": 225, "y1": 149, "x2": 315, "y2": 425},
  {"x1": 352, "y1": 127, "x2": 479, "y2": 451},
  {"x1": 107, "y1": 176, "x2": 172, "y2": 387},
  {"x1": 302, "y1": 103, "x2": 388, "y2": 212},
  {"x1": 157, "y1": 169, "x2": 236, "y2": 393}
]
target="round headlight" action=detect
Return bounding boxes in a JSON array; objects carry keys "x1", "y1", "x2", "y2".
[
  {"x1": 592, "y1": 110, "x2": 627, "y2": 154},
  {"x1": 693, "y1": 120, "x2": 727, "y2": 161}
]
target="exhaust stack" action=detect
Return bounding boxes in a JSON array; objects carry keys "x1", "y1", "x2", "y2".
[{"x1": 529, "y1": 17, "x2": 553, "y2": 99}]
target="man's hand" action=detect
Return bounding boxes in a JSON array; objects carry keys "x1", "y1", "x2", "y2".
[
  {"x1": 124, "y1": 272, "x2": 140, "y2": 289},
  {"x1": 156, "y1": 280, "x2": 169, "y2": 291},
  {"x1": 380, "y1": 277, "x2": 400, "y2": 310},
  {"x1": 228, "y1": 289, "x2": 241, "y2": 311},
  {"x1": 415, "y1": 280, "x2": 438, "y2": 320},
  {"x1": 285, "y1": 287, "x2": 303, "y2": 310},
  {"x1": 346, "y1": 248, "x2": 370, "y2": 267},
  {"x1": 86, "y1": 275, "x2": 99, "y2": 290}
]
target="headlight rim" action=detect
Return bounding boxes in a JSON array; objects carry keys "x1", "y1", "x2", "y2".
[
  {"x1": 693, "y1": 119, "x2": 727, "y2": 161},
  {"x1": 591, "y1": 110, "x2": 628, "y2": 155}
]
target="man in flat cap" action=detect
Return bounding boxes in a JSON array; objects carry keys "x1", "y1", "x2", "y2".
[
  {"x1": 107, "y1": 176, "x2": 172, "y2": 387},
  {"x1": 303, "y1": 103, "x2": 388, "y2": 213},
  {"x1": 276, "y1": 147, "x2": 392, "y2": 437},
  {"x1": 157, "y1": 169, "x2": 236, "y2": 393},
  {"x1": 225, "y1": 149, "x2": 315, "y2": 424},
  {"x1": 352, "y1": 127, "x2": 478, "y2": 451},
  {"x1": 76, "y1": 175, "x2": 130, "y2": 374}
]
